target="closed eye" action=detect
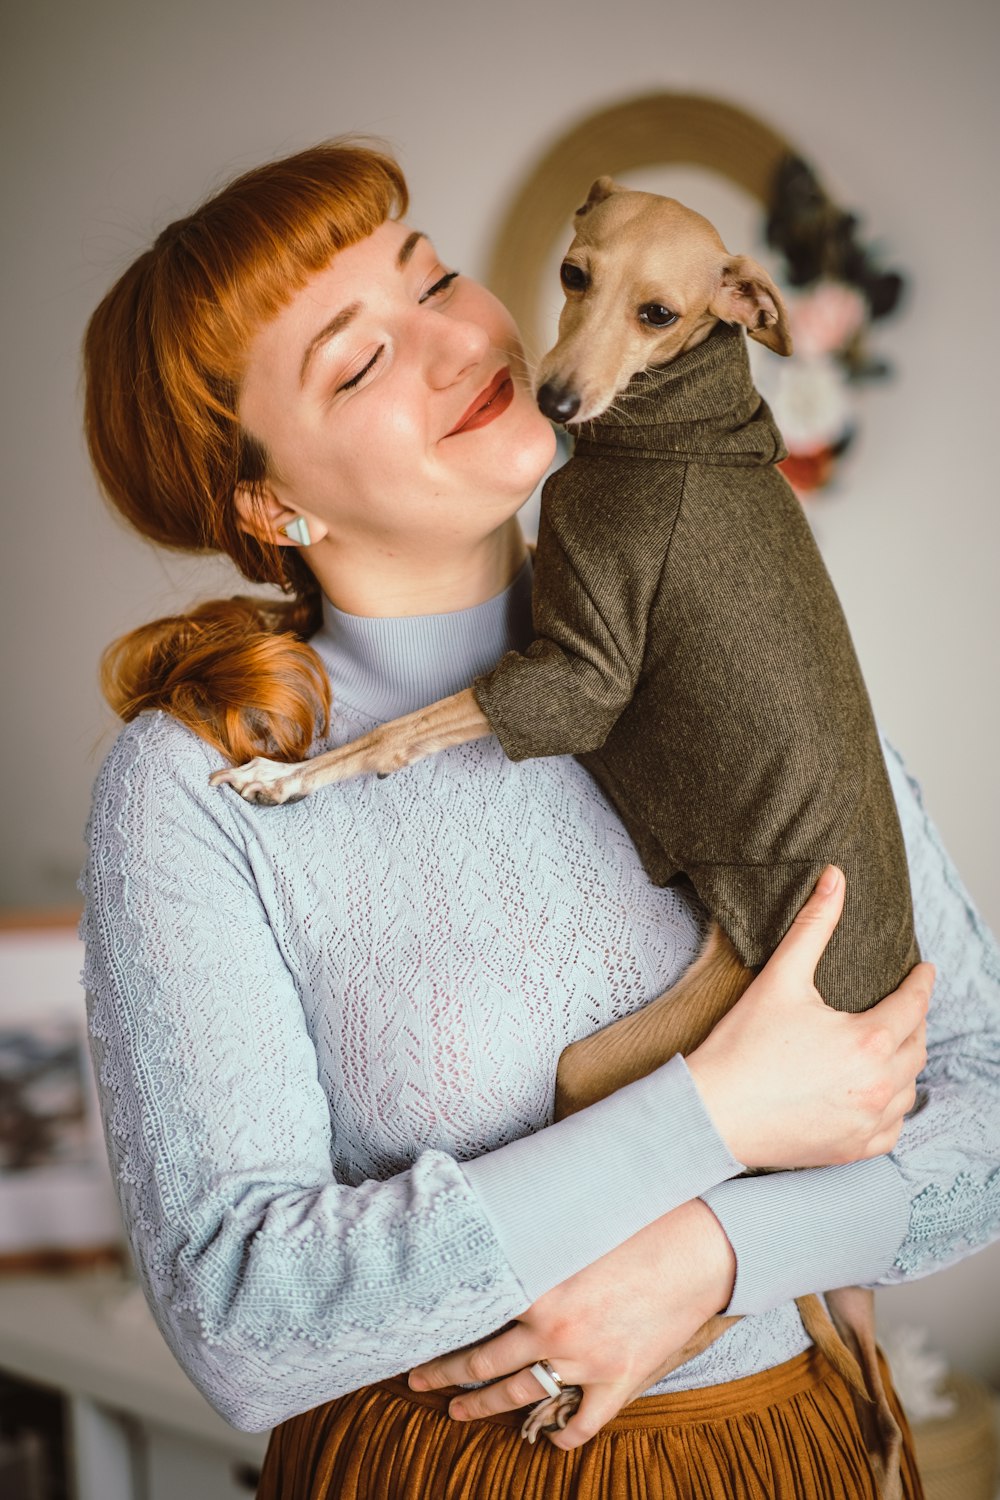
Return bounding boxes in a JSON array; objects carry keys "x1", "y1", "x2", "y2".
[
  {"x1": 336, "y1": 270, "x2": 459, "y2": 392},
  {"x1": 337, "y1": 347, "x2": 383, "y2": 392},
  {"x1": 421, "y1": 270, "x2": 460, "y2": 302}
]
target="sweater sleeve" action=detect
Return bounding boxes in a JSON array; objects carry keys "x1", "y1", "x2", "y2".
[
  {"x1": 473, "y1": 501, "x2": 658, "y2": 759},
  {"x1": 80, "y1": 712, "x2": 739, "y2": 1431},
  {"x1": 701, "y1": 735, "x2": 1000, "y2": 1313}
]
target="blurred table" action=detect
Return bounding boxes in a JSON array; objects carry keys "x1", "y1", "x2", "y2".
[{"x1": 0, "y1": 1269, "x2": 268, "y2": 1499}]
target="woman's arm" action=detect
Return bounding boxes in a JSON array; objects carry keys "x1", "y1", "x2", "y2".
[
  {"x1": 463, "y1": 850, "x2": 929, "y2": 1304},
  {"x1": 410, "y1": 858, "x2": 934, "y2": 1442},
  {"x1": 412, "y1": 1197, "x2": 739, "y2": 1448},
  {"x1": 875, "y1": 737, "x2": 1000, "y2": 1280},
  {"x1": 82, "y1": 714, "x2": 523, "y2": 1430},
  {"x1": 412, "y1": 729, "x2": 1000, "y2": 1446},
  {"x1": 82, "y1": 710, "x2": 748, "y2": 1430},
  {"x1": 700, "y1": 735, "x2": 1000, "y2": 1311},
  {"x1": 474, "y1": 732, "x2": 996, "y2": 1335}
]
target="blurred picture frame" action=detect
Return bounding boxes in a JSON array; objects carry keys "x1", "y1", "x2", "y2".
[{"x1": 0, "y1": 913, "x2": 123, "y2": 1272}]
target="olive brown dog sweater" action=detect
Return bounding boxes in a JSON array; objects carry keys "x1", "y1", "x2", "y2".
[{"x1": 474, "y1": 322, "x2": 919, "y2": 1011}]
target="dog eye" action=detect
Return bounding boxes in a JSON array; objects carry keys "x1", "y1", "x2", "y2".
[
  {"x1": 560, "y1": 262, "x2": 589, "y2": 292},
  {"x1": 638, "y1": 304, "x2": 679, "y2": 327}
]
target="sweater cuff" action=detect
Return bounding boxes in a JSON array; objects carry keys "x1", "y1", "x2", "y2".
[
  {"x1": 701, "y1": 1156, "x2": 910, "y2": 1316},
  {"x1": 460, "y1": 1054, "x2": 742, "y2": 1302}
]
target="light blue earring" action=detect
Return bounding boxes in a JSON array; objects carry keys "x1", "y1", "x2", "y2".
[{"x1": 280, "y1": 516, "x2": 313, "y2": 546}]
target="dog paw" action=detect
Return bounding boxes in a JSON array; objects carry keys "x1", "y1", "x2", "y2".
[
  {"x1": 519, "y1": 1387, "x2": 583, "y2": 1444},
  {"x1": 208, "y1": 757, "x2": 309, "y2": 806}
]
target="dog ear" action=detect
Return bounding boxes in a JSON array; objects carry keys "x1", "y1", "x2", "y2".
[
  {"x1": 574, "y1": 176, "x2": 622, "y2": 219},
  {"x1": 710, "y1": 256, "x2": 793, "y2": 355}
]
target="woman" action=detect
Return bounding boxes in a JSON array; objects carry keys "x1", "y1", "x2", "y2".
[{"x1": 80, "y1": 142, "x2": 997, "y2": 1499}]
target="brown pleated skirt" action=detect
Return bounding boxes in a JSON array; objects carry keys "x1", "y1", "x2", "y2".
[{"x1": 256, "y1": 1347, "x2": 925, "y2": 1499}]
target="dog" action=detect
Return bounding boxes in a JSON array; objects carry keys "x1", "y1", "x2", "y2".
[{"x1": 211, "y1": 180, "x2": 919, "y2": 1497}]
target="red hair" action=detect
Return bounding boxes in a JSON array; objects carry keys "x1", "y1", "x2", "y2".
[{"x1": 84, "y1": 142, "x2": 408, "y2": 763}]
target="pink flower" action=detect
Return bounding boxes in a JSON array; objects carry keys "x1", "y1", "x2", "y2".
[{"x1": 789, "y1": 282, "x2": 867, "y2": 357}]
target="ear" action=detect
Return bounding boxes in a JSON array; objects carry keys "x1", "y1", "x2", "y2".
[
  {"x1": 574, "y1": 175, "x2": 623, "y2": 219},
  {"x1": 710, "y1": 256, "x2": 793, "y2": 355},
  {"x1": 233, "y1": 484, "x2": 328, "y2": 546}
]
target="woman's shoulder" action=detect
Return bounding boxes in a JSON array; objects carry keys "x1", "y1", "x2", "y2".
[{"x1": 88, "y1": 709, "x2": 230, "y2": 827}]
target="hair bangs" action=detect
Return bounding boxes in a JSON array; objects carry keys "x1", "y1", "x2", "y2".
[{"x1": 155, "y1": 144, "x2": 408, "y2": 425}]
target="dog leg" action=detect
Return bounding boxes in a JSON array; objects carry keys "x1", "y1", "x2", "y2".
[
  {"x1": 209, "y1": 688, "x2": 490, "y2": 805},
  {"x1": 824, "y1": 1285, "x2": 904, "y2": 1500},
  {"x1": 555, "y1": 922, "x2": 753, "y2": 1119},
  {"x1": 520, "y1": 1388, "x2": 582, "y2": 1443},
  {"x1": 795, "y1": 1292, "x2": 870, "y2": 1402}
]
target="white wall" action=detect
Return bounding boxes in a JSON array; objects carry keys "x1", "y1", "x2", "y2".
[
  {"x1": 3, "y1": 0, "x2": 997, "y2": 1377},
  {"x1": 3, "y1": 0, "x2": 997, "y2": 925}
]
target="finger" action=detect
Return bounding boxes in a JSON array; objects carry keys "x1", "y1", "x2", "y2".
[
  {"x1": 862, "y1": 1075, "x2": 924, "y2": 1157},
  {"x1": 893, "y1": 1018, "x2": 928, "y2": 1081},
  {"x1": 545, "y1": 1383, "x2": 625, "y2": 1451},
  {"x1": 867, "y1": 1119, "x2": 908, "y2": 1159},
  {"x1": 862, "y1": 961, "x2": 935, "y2": 1046},
  {"x1": 884, "y1": 1074, "x2": 923, "y2": 1133},
  {"x1": 449, "y1": 1367, "x2": 570, "y2": 1423},
  {"x1": 409, "y1": 1325, "x2": 535, "y2": 1391},
  {"x1": 768, "y1": 865, "x2": 845, "y2": 981}
]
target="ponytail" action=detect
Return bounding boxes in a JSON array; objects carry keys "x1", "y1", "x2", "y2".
[{"x1": 101, "y1": 593, "x2": 330, "y2": 766}]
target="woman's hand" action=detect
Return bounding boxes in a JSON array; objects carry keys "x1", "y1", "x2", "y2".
[
  {"x1": 686, "y1": 866, "x2": 934, "y2": 1170},
  {"x1": 408, "y1": 1198, "x2": 736, "y2": 1449}
]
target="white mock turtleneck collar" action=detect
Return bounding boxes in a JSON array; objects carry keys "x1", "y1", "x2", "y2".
[{"x1": 309, "y1": 557, "x2": 535, "y2": 722}]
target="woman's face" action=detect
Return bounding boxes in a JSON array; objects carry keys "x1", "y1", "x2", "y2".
[{"x1": 237, "y1": 220, "x2": 556, "y2": 561}]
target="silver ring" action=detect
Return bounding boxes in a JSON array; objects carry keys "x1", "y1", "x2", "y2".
[{"x1": 529, "y1": 1359, "x2": 565, "y2": 1398}]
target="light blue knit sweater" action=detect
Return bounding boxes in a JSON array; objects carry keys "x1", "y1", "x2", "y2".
[{"x1": 80, "y1": 558, "x2": 1000, "y2": 1433}]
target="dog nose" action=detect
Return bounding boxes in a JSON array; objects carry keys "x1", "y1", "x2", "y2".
[{"x1": 536, "y1": 383, "x2": 581, "y2": 423}]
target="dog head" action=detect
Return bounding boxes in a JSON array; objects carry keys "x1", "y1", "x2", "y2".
[{"x1": 536, "y1": 178, "x2": 792, "y2": 426}]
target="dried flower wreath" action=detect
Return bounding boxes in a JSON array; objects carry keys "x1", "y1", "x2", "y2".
[
  {"x1": 488, "y1": 94, "x2": 907, "y2": 497},
  {"x1": 756, "y1": 154, "x2": 906, "y2": 494}
]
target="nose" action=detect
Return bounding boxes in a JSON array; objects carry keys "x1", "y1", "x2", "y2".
[
  {"x1": 536, "y1": 382, "x2": 581, "y2": 424},
  {"x1": 424, "y1": 308, "x2": 491, "y2": 389}
]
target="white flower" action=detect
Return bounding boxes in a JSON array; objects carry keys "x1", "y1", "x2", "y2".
[
  {"x1": 879, "y1": 1325, "x2": 958, "y2": 1424},
  {"x1": 761, "y1": 353, "x2": 853, "y2": 453}
]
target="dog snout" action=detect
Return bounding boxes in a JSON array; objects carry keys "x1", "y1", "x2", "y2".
[{"x1": 536, "y1": 382, "x2": 581, "y2": 424}]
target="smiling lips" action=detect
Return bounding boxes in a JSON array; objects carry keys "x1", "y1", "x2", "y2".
[{"x1": 446, "y1": 368, "x2": 514, "y2": 436}]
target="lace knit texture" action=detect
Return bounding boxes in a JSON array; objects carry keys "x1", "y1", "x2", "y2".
[{"x1": 80, "y1": 566, "x2": 1000, "y2": 1432}]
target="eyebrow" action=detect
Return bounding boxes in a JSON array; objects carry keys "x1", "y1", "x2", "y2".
[
  {"x1": 397, "y1": 229, "x2": 427, "y2": 267},
  {"x1": 298, "y1": 301, "x2": 362, "y2": 386},
  {"x1": 298, "y1": 230, "x2": 429, "y2": 387}
]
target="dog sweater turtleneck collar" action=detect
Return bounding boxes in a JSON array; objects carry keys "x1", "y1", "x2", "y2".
[{"x1": 574, "y1": 322, "x2": 788, "y2": 468}]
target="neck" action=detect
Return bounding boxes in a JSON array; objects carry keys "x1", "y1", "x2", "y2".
[
  {"x1": 302, "y1": 516, "x2": 528, "y2": 619},
  {"x1": 310, "y1": 551, "x2": 535, "y2": 721}
]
